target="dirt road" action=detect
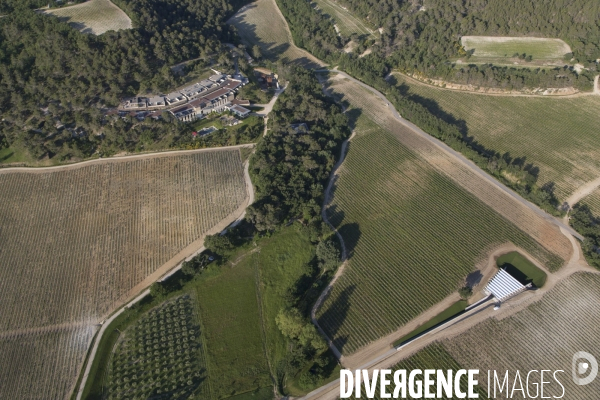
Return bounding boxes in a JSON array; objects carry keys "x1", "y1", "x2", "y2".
[
  {"x1": 0, "y1": 144, "x2": 255, "y2": 174},
  {"x1": 393, "y1": 72, "x2": 600, "y2": 99},
  {"x1": 310, "y1": 131, "x2": 356, "y2": 362},
  {"x1": 317, "y1": 69, "x2": 582, "y2": 241},
  {"x1": 74, "y1": 157, "x2": 255, "y2": 399}
]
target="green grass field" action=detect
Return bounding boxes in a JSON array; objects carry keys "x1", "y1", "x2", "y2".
[
  {"x1": 392, "y1": 301, "x2": 467, "y2": 347},
  {"x1": 444, "y1": 272, "x2": 600, "y2": 398},
  {"x1": 0, "y1": 145, "x2": 30, "y2": 165},
  {"x1": 461, "y1": 36, "x2": 571, "y2": 66},
  {"x1": 81, "y1": 258, "x2": 271, "y2": 399},
  {"x1": 392, "y1": 73, "x2": 600, "y2": 202},
  {"x1": 194, "y1": 258, "x2": 271, "y2": 398},
  {"x1": 251, "y1": 224, "x2": 340, "y2": 395},
  {"x1": 45, "y1": 0, "x2": 132, "y2": 35},
  {"x1": 496, "y1": 251, "x2": 547, "y2": 287},
  {"x1": 315, "y1": 108, "x2": 564, "y2": 355},
  {"x1": 313, "y1": 0, "x2": 376, "y2": 38}
]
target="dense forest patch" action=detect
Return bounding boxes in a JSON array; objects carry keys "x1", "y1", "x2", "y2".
[{"x1": 0, "y1": 0, "x2": 248, "y2": 163}]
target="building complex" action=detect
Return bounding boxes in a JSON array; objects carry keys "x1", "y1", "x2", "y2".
[{"x1": 118, "y1": 72, "x2": 252, "y2": 122}]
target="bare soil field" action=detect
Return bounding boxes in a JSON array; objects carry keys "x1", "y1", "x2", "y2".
[
  {"x1": 0, "y1": 149, "x2": 248, "y2": 399},
  {"x1": 227, "y1": 0, "x2": 324, "y2": 68},
  {"x1": 44, "y1": 0, "x2": 132, "y2": 35}
]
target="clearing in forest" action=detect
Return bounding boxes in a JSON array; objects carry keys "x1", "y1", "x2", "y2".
[
  {"x1": 315, "y1": 76, "x2": 569, "y2": 355},
  {"x1": 227, "y1": 0, "x2": 324, "y2": 68},
  {"x1": 391, "y1": 73, "x2": 600, "y2": 202},
  {"x1": 312, "y1": 0, "x2": 376, "y2": 38},
  {"x1": 44, "y1": 0, "x2": 132, "y2": 35},
  {"x1": 0, "y1": 149, "x2": 249, "y2": 399},
  {"x1": 461, "y1": 36, "x2": 571, "y2": 66},
  {"x1": 444, "y1": 271, "x2": 600, "y2": 398}
]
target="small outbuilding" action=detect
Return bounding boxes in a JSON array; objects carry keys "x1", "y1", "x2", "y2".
[
  {"x1": 484, "y1": 269, "x2": 529, "y2": 302},
  {"x1": 228, "y1": 105, "x2": 251, "y2": 118}
]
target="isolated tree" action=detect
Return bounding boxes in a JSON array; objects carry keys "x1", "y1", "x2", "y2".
[
  {"x1": 459, "y1": 286, "x2": 473, "y2": 300},
  {"x1": 316, "y1": 240, "x2": 340, "y2": 271}
]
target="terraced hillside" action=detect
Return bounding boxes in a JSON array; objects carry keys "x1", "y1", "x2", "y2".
[
  {"x1": 391, "y1": 73, "x2": 600, "y2": 202},
  {"x1": 44, "y1": 0, "x2": 132, "y2": 35},
  {"x1": 227, "y1": 0, "x2": 324, "y2": 67},
  {"x1": 0, "y1": 149, "x2": 249, "y2": 399}
]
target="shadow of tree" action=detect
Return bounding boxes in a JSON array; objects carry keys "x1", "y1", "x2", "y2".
[
  {"x1": 337, "y1": 222, "x2": 360, "y2": 259},
  {"x1": 317, "y1": 284, "x2": 355, "y2": 354},
  {"x1": 465, "y1": 270, "x2": 483, "y2": 288}
]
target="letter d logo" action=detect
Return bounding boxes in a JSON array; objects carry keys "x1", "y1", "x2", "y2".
[{"x1": 572, "y1": 351, "x2": 598, "y2": 385}]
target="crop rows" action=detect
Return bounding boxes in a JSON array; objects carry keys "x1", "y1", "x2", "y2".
[
  {"x1": 348, "y1": 344, "x2": 487, "y2": 399},
  {"x1": 0, "y1": 150, "x2": 247, "y2": 399},
  {"x1": 444, "y1": 271, "x2": 600, "y2": 398},
  {"x1": 461, "y1": 36, "x2": 571, "y2": 61},
  {"x1": 580, "y1": 188, "x2": 600, "y2": 217},
  {"x1": 326, "y1": 75, "x2": 573, "y2": 262},
  {"x1": 0, "y1": 326, "x2": 95, "y2": 399},
  {"x1": 45, "y1": 0, "x2": 132, "y2": 35},
  {"x1": 316, "y1": 118, "x2": 565, "y2": 354},
  {"x1": 227, "y1": 0, "x2": 324, "y2": 68},
  {"x1": 105, "y1": 295, "x2": 208, "y2": 399},
  {"x1": 391, "y1": 73, "x2": 600, "y2": 202}
]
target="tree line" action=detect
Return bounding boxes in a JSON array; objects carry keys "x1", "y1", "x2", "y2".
[
  {"x1": 166, "y1": 66, "x2": 349, "y2": 392},
  {"x1": 276, "y1": 0, "x2": 597, "y2": 91}
]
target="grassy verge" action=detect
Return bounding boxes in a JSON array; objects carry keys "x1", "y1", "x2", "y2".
[
  {"x1": 496, "y1": 251, "x2": 547, "y2": 288},
  {"x1": 392, "y1": 301, "x2": 468, "y2": 348}
]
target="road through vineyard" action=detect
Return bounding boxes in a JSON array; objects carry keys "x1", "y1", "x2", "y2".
[{"x1": 0, "y1": 149, "x2": 248, "y2": 399}]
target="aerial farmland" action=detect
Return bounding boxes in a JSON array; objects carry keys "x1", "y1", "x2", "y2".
[
  {"x1": 0, "y1": 149, "x2": 249, "y2": 399},
  {"x1": 44, "y1": 0, "x2": 132, "y2": 35},
  {"x1": 315, "y1": 74, "x2": 570, "y2": 355},
  {"x1": 391, "y1": 73, "x2": 600, "y2": 202}
]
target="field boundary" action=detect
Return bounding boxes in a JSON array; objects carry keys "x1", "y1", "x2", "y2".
[
  {"x1": 392, "y1": 71, "x2": 599, "y2": 98},
  {"x1": 74, "y1": 157, "x2": 255, "y2": 400},
  {"x1": 310, "y1": 122, "x2": 355, "y2": 362},
  {"x1": 0, "y1": 144, "x2": 255, "y2": 173},
  {"x1": 319, "y1": 69, "x2": 582, "y2": 241}
]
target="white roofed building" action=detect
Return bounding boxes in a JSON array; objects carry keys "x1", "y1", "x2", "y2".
[{"x1": 484, "y1": 269, "x2": 529, "y2": 302}]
